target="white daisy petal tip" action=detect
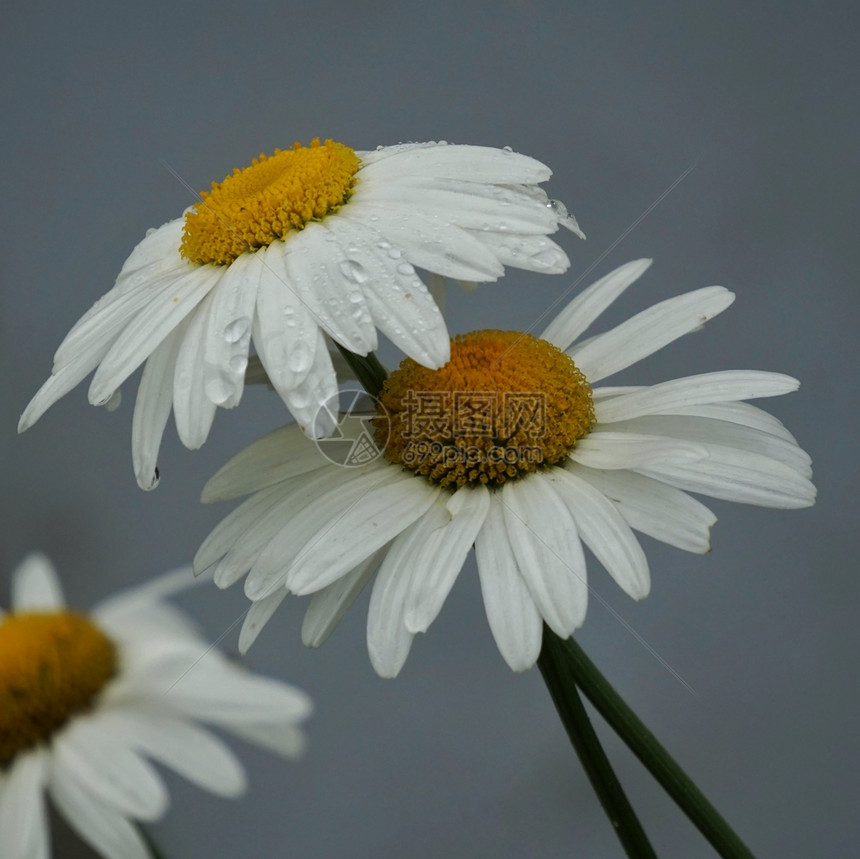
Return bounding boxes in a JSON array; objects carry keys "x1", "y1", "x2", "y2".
[{"x1": 1, "y1": 553, "x2": 312, "y2": 855}]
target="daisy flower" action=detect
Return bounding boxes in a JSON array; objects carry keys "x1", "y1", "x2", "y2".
[
  {"x1": 194, "y1": 259, "x2": 815, "y2": 677},
  {"x1": 0, "y1": 553, "x2": 312, "y2": 859},
  {"x1": 18, "y1": 139, "x2": 582, "y2": 490}
]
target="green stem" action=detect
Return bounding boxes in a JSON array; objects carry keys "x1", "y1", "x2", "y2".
[
  {"x1": 335, "y1": 344, "x2": 388, "y2": 397},
  {"x1": 538, "y1": 628, "x2": 658, "y2": 858},
  {"x1": 545, "y1": 628, "x2": 756, "y2": 859}
]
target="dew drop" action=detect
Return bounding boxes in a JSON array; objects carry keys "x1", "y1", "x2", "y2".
[
  {"x1": 339, "y1": 259, "x2": 370, "y2": 284},
  {"x1": 205, "y1": 377, "x2": 232, "y2": 406},
  {"x1": 396, "y1": 262, "x2": 415, "y2": 276},
  {"x1": 229, "y1": 354, "x2": 248, "y2": 374},
  {"x1": 223, "y1": 317, "x2": 250, "y2": 344},
  {"x1": 288, "y1": 342, "x2": 313, "y2": 373}
]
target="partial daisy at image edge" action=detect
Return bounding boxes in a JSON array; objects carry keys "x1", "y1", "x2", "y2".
[
  {"x1": 0, "y1": 553, "x2": 312, "y2": 859},
  {"x1": 18, "y1": 139, "x2": 584, "y2": 491},
  {"x1": 193, "y1": 258, "x2": 816, "y2": 678}
]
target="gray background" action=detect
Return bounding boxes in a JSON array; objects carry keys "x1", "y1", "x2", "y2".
[{"x1": 2, "y1": 2, "x2": 857, "y2": 856}]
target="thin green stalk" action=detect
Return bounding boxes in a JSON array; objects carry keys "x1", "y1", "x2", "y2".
[
  {"x1": 545, "y1": 628, "x2": 756, "y2": 859},
  {"x1": 335, "y1": 344, "x2": 388, "y2": 397},
  {"x1": 538, "y1": 630, "x2": 658, "y2": 858}
]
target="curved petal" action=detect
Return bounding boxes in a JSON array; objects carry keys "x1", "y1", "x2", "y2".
[
  {"x1": 98, "y1": 708, "x2": 247, "y2": 798},
  {"x1": 302, "y1": 548, "x2": 386, "y2": 648},
  {"x1": 540, "y1": 259, "x2": 653, "y2": 350},
  {"x1": 544, "y1": 469, "x2": 650, "y2": 600},
  {"x1": 48, "y1": 757, "x2": 151, "y2": 859},
  {"x1": 287, "y1": 472, "x2": 441, "y2": 596},
  {"x1": 570, "y1": 432, "x2": 707, "y2": 470},
  {"x1": 131, "y1": 319, "x2": 186, "y2": 490},
  {"x1": 0, "y1": 748, "x2": 50, "y2": 859},
  {"x1": 172, "y1": 289, "x2": 218, "y2": 449},
  {"x1": 53, "y1": 717, "x2": 169, "y2": 821},
  {"x1": 569, "y1": 465, "x2": 716, "y2": 554},
  {"x1": 595, "y1": 371, "x2": 800, "y2": 424},
  {"x1": 238, "y1": 590, "x2": 288, "y2": 654},
  {"x1": 501, "y1": 474, "x2": 588, "y2": 637},
  {"x1": 12, "y1": 553, "x2": 65, "y2": 610},
  {"x1": 358, "y1": 143, "x2": 553, "y2": 184},
  {"x1": 403, "y1": 485, "x2": 490, "y2": 634},
  {"x1": 475, "y1": 494, "x2": 543, "y2": 671},
  {"x1": 201, "y1": 423, "x2": 330, "y2": 503},
  {"x1": 200, "y1": 251, "x2": 261, "y2": 408},
  {"x1": 569, "y1": 286, "x2": 735, "y2": 382},
  {"x1": 88, "y1": 264, "x2": 221, "y2": 406}
]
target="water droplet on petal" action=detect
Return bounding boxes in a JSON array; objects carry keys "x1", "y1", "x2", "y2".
[
  {"x1": 288, "y1": 342, "x2": 313, "y2": 373},
  {"x1": 396, "y1": 262, "x2": 414, "y2": 276},
  {"x1": 224, "y1": 317, "x2": 250, "y2": 344},
  {"x1": 339, "y1": 259, "x2": 370, "y2": 284}
]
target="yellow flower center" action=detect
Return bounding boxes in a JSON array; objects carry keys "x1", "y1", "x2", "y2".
[
  {"x1": 376, "y1": 331, "x2": 595, "y2": 488},
  {"x1": 0, "y1": 611, "x2": 117, "y2": 766},
  {"x1": 181, "y1": 138, "x2": 361, "y2": 266}
]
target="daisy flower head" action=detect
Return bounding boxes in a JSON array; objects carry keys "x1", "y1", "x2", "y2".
[
  {"x1": 195, "y1": 259, "x2": 815, "y2": 678},
  {"x1": 18, "y1": 139, "x2": 582, "y2": 491},
  {"x1": 0, "y1": 553, "x2": 312, "y2": 859}
]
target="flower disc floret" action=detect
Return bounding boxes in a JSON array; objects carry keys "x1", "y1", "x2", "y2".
[
  {"x1": 376, "y1": 330, "x2": 595, "y2": 488},
  {"x1": 181, "y1": 138, "x2": 360, "y2": 265},
  {"x1": 0, "y1": 611, "x2": 117, "y2": 765}
]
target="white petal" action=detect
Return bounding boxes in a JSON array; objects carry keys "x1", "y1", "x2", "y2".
[
  {"x1": 98, "y1": 708, "x2": 247, "y2": 798},
  {"x1": 603, "y1": 414, "x2": 812, "y2": 477},
  {"x1": 569, "y1": 287, "x2": 735, "y2": 382},
  {"x1": 281, "y1": 223, "x2": 378, "y2": 354},
  {"x1": 0, "y1": 749, "x2": 50, "y2": 859},
  {"x1": 172, "y1": 288, "x2": 217, "y2": 449},
  {"x1": 544, "y1": 469, "x2": 650, "y2": 599},
  {"x1": 200, "y1": 252, "x2": 261, "y2": 409},
  {"x1": 404, "y1": 485, "x2": 490, "y2": 634},
  {"x1": 670, "y1": 400, "x2": 800, "y2": 443},
  {"x1": 570, "y1": 432, "x2": 708, "y2": 470},
  {"x1": 194, "y1": 483, "x2": 288, "y2": 577},
  {"x1": 595, "y1": 371, "x2": 800, "y2": 424},
  {"x1": 164, "y1": 668, "x2": 312, "y2": 727},
  {"x1": 540, "y1": 259, "x2": 653, "y2": 350},
  {"x1": 288, "y1": 473, "x2": 441, "y2": 595},
  {"x1": 18, "y1": 340, "x2": 115, "y2": 432},
  {"x1": 246, "y1": 465, "x2": 392, "y2": 600},
  {"x1": 501, "y1": 475, "x2": 588, "y2": 637},
  {"x1": 465, "y1": 230, "x2": 570, "y2": 274},
  {"x1": 12, "y1": 553, "x2": 65, "y2": 610},
  {"x1": 252, "y1": 250, "x2": 321, "y2": 392},
  {"x1": 638, "y1": 446, "x2": 817, "y2": 509},
  {"x1": 279, "y1": 329, "x2": 340, "y2": 437},
  {"x1": 201, "y1": 424, "x2": 329, "y2": 502},
  {"x1": 131, "y1": 319, "x2": 186, "y2": 490},
  {"x1": 358, "y1": 143, "x2": 553, "y2": 184},
  {"x1": 113, "y1": 218, "x2": 185, "y2": 279},
  {"x1": 48, "y1": 758, "x2": 151, "y2": 859},
  {"x1": 366, "y1": 522, "x2": 429, "y2": 678},
  {"x1": 88, "y1": 265, "x2": 221, "y2": 406},
  {"x1": 302, "y1": 548, "x2": 386, "y2": 648},
  {"x1": 53, "y1": 718, "x2": 168, "y2": 821},
  {"x1": 238, "y1": 590, "x2": 288, "y2": 654},
  {"x1": 570, "y1": 465, "x2": 716, "y2": 554},
  {"x1": 340, "y1": 202, "x2": 504, "y2": 281},
  {"x1": 227, "y1": 721, "x2": 307, "y2": 759},
  {"x1": 475, "y1": 495, "x2": 543, "y2": 671}
]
